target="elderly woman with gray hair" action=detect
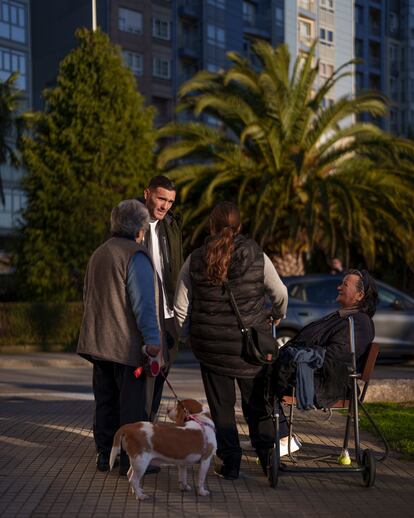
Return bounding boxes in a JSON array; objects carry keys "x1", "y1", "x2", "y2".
[
  {"x1": 78, "y1": 199, "x2": 162, "y2": 477},
  {"x1": 273, "y1": 269, "x2": 379, "y2": 456}
]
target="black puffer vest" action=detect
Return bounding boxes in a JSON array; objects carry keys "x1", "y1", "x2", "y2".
[{"x1": 189, "y1": 235, "x2": 268, "y2": 378}]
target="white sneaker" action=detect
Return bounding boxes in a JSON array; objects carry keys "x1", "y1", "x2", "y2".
[{"x1": 279, "y1": 435, "x2": 301, "y2": 457}]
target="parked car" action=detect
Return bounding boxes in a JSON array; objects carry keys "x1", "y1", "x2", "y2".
[{"x1": 277, "y1": 274, "x2": 414, "y2": 359}]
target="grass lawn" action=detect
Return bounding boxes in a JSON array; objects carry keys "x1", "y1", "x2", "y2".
[{"x1": 360, "y1": 402, "x2": 414, "y2": 460}]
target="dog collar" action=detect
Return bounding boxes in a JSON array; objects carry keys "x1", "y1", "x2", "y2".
[{"x1": 186, "y1": 414, "x2": 215, "y2": 431}]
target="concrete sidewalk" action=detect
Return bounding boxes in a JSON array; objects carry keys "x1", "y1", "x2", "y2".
[{"x1": 0, "y1": 358, "x2": 413, "y2": 517}]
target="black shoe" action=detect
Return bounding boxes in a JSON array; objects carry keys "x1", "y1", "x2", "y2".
[
  {"x1": 96, "y1": 452, "x2": 110, "y2": 472},
  {"x1": 214, "y1": 464, "x2": 239, "y2": 480},
  {"x1": 119, "y1": 463, "x2": 129, "y2": 476},
  {"x1": 256, "y1": 449, "x2": 271, "y2": 477},
  {"x1": 145, "y1": 464, "x2": 161, "y2": 475},
  {"x1": 119, "y1": 463, "x2": 160, "y2": 476}
]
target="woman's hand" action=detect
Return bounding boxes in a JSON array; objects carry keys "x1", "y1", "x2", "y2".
[{"x1": 145, "y1": 344, "x2": 161, "y2": 357}]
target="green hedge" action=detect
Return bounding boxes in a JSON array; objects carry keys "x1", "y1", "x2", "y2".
[{"x1": 0, "y1": 302, "x2": 83, "y2": 351}]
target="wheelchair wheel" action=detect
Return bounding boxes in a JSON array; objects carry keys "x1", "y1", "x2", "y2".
[
  {"x1": 268, "y1": 446, "x2": 279, "y2": 488},
  {"x1": 361, "y1": 449, "x2": 376, "y2": 487}
]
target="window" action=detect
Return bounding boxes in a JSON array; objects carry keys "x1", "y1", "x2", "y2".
[
  {"x1": 356, "y1": 71, "x2": 364, "y2": 90},
  {"x1": 389, "y1": 44, "x2": 398, "y2": 65},
  {"x1": 369, "y1": 73, "x2": 380, "y2": 90},
  {"x1": 122, "y1": 50, "x2": 143, "y2": 76},
  {"x1": 298, "y1": 18, "x2": 313, "y2": 45},
  {"x1": 0, "y1": 187, "x2": 25, "y2": 229},
  {"x1": 0, "y1": 46, "x2": 26, "y2": 89},
  {"x1": 288, "y1": 280, "x2": 338, "y2": 305},
  {"x1": 377, "y1": 286, "x2": 414, "y2": 309},
  {"x1": 355, "y1": 5, "x2": 363, "y2": 24},
  {"x1": 243, "y1": 1, "x2": 256, "y2": 24},
  {"x1": 390, "y1": 77, "x2": 398, "y2": 101},
  {"x1": 355, "y1": 38, "x2": 364, "y2": 58},
  {"x1": 320, "y1": 27, "x2": 334, "y2": 47},
  {"x1": 207, "y1": 0, "x2": 225, "y2": 8},
  {"x1": 369, "y1": 40, "x2": 380, "y2": 67},
  {"x1": 207, "y1": 63, "x2": 220, "y2": 72},
  {"x1": 320, "y1": 0, "x2": 334, "y2": 11},
  {"x1": 275, "y1": 7, "x2": 283, "y2": 25},
  {"x1": 153, "y1": 18, "x2": 171, "y2": 40},
  {"x1": 321, "y1": 97, "x2": 334, "y2": 108},
  {"x1": 118, "y1": 7, "x2": 142, "y2": 35},
  {"x1": 153, "y1": 56, "x2": 171, "y2": 79},
  {"x1": 299, "y1": 0, "x2": 315, "y2": 10},
  {"x1": 369, "y1": 7, "x2": 381, "y2": 35},
  {"x1": 0, "y1": 1, "x2": 26, "y2": 43},
  {"x1": 207, "y1": 24, "x2": 225, "y2": 49},
  {"x1": 320, "y1": 62, "x2": 334, "y2": 78},
  {"x1": 390, "y1": 12, "x2": 398, "y2": 34}
]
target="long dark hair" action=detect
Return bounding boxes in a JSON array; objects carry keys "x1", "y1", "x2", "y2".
[
  {"x1": 204, "y1": 202, "x2": 241, "y2": 285},
  {"x1": 348, "y1": 269, "x2": 378, "y2": 317}
]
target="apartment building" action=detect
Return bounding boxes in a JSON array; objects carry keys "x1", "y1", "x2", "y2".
[
  {"x1": 1, "y1": 1, "x2": 356, "y2": 237},
  {"x1": 354, "y1": 0, "x2": 414, "y2": 137},
  {"x1": 0, "y1": 0, "x2": 31, "y2": 239},
  {"x1": 31, "y1": 0, "x2": 174, "y2": 126}
]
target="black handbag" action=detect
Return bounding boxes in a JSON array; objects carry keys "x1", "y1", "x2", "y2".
[{"x1": 224, "y1": 283, "x2": 278, "y2": 366}]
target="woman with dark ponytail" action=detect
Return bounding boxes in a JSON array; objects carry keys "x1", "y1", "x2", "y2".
[{"x1": 174, "y1": 202, "x2": 288, "y2": 480}]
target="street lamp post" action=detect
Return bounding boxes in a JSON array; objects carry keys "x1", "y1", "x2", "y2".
[{"x1": 92, "y1": 0, "x2": 97, "y2": 31}]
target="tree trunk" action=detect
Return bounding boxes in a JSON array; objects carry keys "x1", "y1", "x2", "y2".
[{"x1": 269, "y1": 252, "x2": 305, "y2": 277}]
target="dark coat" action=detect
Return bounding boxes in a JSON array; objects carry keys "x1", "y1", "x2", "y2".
[
  {"x1": 139, "y1": 200, "x2": 184, "y2": 310},
  {"x1": 189, "y1": 235, "x2": 269, "y2": 378},
  {"x1": 273, "y1": 309, "x2": 375, "y2": 408},
  {"x1": 158, "y1": 211, "x2": 184, "y2": 309}
]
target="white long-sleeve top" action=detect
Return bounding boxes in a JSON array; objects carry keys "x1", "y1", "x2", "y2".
[{"x1": 174, "y1": 253, "x2": 288, "y2": 343}]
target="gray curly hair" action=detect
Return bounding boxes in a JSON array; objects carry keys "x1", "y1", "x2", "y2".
[{"x1": 110, "y1": 200, "x2": 149, "y2": 238}]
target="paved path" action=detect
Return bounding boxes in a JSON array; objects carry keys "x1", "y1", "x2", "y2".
[{"x1": 0, "y1": 359, "x2": 413, "y2": 517}]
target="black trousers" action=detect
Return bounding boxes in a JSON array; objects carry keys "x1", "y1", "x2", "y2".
[
  {"x1": 150, "y1": 317, "x2": 177, "y2": 420},
  {"x1": 92, "y1": 359, "x2": 149, "y2": 456},
  {"x1": 200, "y1": 364, "x2": 288, "y2": 469}
]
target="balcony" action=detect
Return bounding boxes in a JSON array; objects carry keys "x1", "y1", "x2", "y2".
[
  {"x1": 178, "y1": 46, "x2": 199, "y2": 62},
  {"x1": 178, "y1": 5, "x2": 199, "y2": 22},
  {"x1": 298, "y1": 0, "x2": 316, "y2": 14},
  {"x1": 243, "y1": 24, "x2": 271, "y2": 40}
]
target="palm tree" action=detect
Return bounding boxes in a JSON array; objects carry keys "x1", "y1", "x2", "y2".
[
  {"x1": 157, "y1": 42, "x2": 414, "y2": 274},
  {"x1": 0, "y1": 72, "x2": 24, "y2": 204}
]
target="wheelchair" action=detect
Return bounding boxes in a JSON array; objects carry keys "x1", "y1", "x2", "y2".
[{"x1": 267, "y1": 316, "x2": 389, "y2": 489}]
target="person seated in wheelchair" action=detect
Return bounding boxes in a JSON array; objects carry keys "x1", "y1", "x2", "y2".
[{"x1": 272, "y1": 269, "x2": 378, "y2": 455}]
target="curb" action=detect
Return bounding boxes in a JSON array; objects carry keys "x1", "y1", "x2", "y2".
[
  {"x1": 1, "y1": 354, "x2": 413, "y2": 403},
  {"x1": 0, "y1": 351, "x2": 198, "y2": 369},
  {"x1": 364, "y1": 378, "x2": 414, "y2": 403}
]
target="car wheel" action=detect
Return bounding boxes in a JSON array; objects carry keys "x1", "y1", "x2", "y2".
[{"x1": 276, "y1": 329, "x2": 296, "y2": 349}]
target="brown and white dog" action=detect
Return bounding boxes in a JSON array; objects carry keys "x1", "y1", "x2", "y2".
[{"x1": 109, "y1": 399, "x2": 216, "y2": 500}]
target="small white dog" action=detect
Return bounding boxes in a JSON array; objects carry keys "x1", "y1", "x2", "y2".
[{"x1": 109, "y1": 398, "x2": 216, "y2": 500}]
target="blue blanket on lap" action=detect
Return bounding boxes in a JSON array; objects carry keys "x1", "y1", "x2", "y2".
[{"x1": 284, "y1": 346, "x2": 326, "y2": 410}]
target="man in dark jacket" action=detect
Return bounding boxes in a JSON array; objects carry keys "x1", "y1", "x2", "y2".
[
  {"x1": 77, "y1": 200, "x2": 161, "y2": 476},
  {"x1": 142, "y1": 175, "x2": 184, "y2": 419}
]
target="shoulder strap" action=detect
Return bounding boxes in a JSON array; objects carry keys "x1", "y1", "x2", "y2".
[{"x1": 223, "y1": 282, "x2": 248, "y2": 333}]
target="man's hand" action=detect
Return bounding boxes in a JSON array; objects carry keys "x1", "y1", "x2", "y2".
[
  {"x1": 273, "y1": 318, "x2": 281, "y2": 327},
  {"x1": 145, "y1": 344, "x2": 160, "y2": 357}
]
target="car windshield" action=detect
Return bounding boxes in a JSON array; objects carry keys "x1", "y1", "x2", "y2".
[
  {"x1": 288, "y1": 280, "x2": 339, "y2": 305},
  {"x1": 377, "y1": 285, "x2": 414, "y2": 309},
  {"x1": 288, "y1": 278, "x2": 414, "y2": 310}
]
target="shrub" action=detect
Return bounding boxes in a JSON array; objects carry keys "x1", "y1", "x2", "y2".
[{"x1": 0, "y1": 302, "x2": 83, "y2": 351}]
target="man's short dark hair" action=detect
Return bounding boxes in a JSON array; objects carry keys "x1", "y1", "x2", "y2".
[{"x1": 148, "y1": 175, "x2": 176, "y2": 192}]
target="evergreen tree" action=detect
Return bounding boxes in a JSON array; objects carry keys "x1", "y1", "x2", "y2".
[{"x1": 18, "y1": 29, "x2": 155, "y2": 300}]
